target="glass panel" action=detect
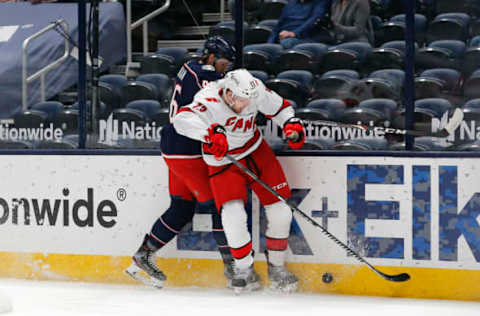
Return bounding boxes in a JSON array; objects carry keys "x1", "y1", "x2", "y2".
[
  {"x1": 272, "y1": 0, "x2": 408, "y2": 151},
  {"x1": 414, "y1": 0, "x2": 480, "y2": 151},
  {"x1": 0, "y1": 2, "x2": 85, "y2": 149}
]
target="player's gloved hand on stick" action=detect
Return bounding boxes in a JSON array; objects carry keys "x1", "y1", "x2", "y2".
[
  {"x1": 283, "y1": 117, "x2": 306, "y2": 150},
  {"x1": 207, "y1": 123, "x2": 228, "y2": 159}
]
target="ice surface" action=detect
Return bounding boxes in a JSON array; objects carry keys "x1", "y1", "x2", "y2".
[{"x1": 0, "y1": 279, "x2": 479, "y2": 316}]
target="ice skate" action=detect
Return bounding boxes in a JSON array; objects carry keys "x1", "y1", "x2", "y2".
[
  {"x1": 267, "y1": 263, "x2": 298, "y2": 293},
  {"x1": 224, "y1": 259, "x2": 235, "y2": 289},
  {"x1": 125, "y1": 235, "x2": 166, "y2": 289},
  {"x1": 231, "y1": 264, "x2": 261, "y2": 294}
]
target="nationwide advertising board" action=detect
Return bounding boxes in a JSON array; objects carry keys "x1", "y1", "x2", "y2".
[{"x1": 0, "y1": 155, "x2": 479, "y2": 300}]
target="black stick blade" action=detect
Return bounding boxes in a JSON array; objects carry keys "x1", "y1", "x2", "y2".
[{"x1": 382, "y1": 272, "x2": 410, "y2": 282}]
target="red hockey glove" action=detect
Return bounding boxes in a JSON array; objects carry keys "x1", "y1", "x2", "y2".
[
  {"x1": 207, "y1": 123, "x2": 228, "y2": 159},
  {"x1": 283, "y1": 117, "x2": 306, "y2": 150}
]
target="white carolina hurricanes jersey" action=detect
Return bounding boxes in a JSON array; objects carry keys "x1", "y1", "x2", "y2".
[{"x1": 173, "y1": 79, "x2": 294, "y2": 166}]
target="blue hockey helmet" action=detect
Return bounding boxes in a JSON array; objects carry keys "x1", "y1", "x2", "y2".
[{"x1": 203, "y1": 36, "x2": 236, "y2": 62}]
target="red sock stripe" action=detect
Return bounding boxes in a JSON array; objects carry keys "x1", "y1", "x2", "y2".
[
  {"x1": 266, "y1": 237, "x2": 288, "y2": 251},
  {"x1": 230, "y1": 241, "x2": 252, "y2": 259}
]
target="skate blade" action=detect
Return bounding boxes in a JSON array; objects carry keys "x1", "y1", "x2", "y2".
[
  {"x1": 232, "y1": 281, "x2": 261, "y2": 295},
  {"x1": 269, "y1": 281, "x2": 298, "y2": 293},
  {"x1": 125, "y1": 263, "x2": 165, "y2": 289}
]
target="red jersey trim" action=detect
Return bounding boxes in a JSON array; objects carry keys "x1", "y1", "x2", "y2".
[
  {"x1": 177, "y1": 107, "x2": 194, "y2": 114},
  {"x1": 264, "y1": 99, "x2": 291, "y2": 119}
]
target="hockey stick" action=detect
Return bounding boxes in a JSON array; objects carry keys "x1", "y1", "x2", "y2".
[
  {"x1": 224, "y1": 153, "x2": 410, "y2": 282},
  {"x1": 301, "y1": 108, "x2": 464, "y2": 138}
]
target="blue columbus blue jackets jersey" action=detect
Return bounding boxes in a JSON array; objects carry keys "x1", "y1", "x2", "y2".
[{"x1": 160, "y1": 60, "x2": 223, "y2": 155}]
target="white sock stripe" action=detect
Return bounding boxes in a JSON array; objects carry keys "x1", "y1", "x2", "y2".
[
  {"x1": 160, "y1": 216, "x2": 180, "y2": 234},
  {"x1": 149, "y1": 233, "x2": 166, "y2": 245}
]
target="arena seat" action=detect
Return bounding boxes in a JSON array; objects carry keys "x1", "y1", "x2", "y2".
[
  {"x1": 321, "y1": 42, "x2": 372, "y2": 73},
  {"x1": 71, "y1": 101, "x2": 108, "y2": 120},
  {"x1": 461, "y1": 98, "x2": 480, "y2": 121},
  {"x1": 391, "y1": 98, "x2": 454, "y2": 130},
  {"x1": 416, "y1": 40, "x2": 466, "y2": 72},
  {"x1": 463, "y1": 69, "x2": 480, "y2": 99},
  {"x1": 31, "y1": 101, "x2": 64, "y2": 122},
  {"x1": 13, "y1": 110, "x2": 47, "y2": 128},
  {"x1": 249, "y1": 70, "x2": 269, "y2": 83},
  {"x1": 376, "y1": 20, "x2": 405, "y2": 46},
  {"x1": 51, "y1": 109, "x2": 79, "y2": 135},
  {"x1": 245, "y1": 25, "x2": 272, "y2": 45},
  {"x1": 277, "y1": 70, "x2": 313, "y2": 91},
  {"x1": 415, "y1": 68, "x2": 462, "y2": 99},
  {"x1": 257, "y1": 19, "x2": 278, "y2": 30},
  {"x1": 136, "y1": 74, "x2": 172, "y2": 107},
  {"x1": 426, "y1": 13, "x2": 471, "y2": 43},
  {"x1": 312, "y1": 70, "x2": 359, "y2": 99},
  {"x1": 98, "y1": 82, "x2": 124, "y2": 113},
  {"x1": 243, "y1": 43, "x2": 283, "y2": 74},
  {"x1": 266, "y1": 78, "x2": 305, "y2": 107},
  {"x1": 363, "y1": 45, "x2": 405, "y2": 74},
  {"x1": 306, "y1": 98, "x2": 346, "y2": 119},
  {"x1": 126, "y1": 100, "x2": 163, "y2": 121},
  {"x1": 112, "y1": 108, "x2": 148, "y2": 126},
  {"x1": 150, "y1": 108, "x2": 170, "y2": 127},
  {"x1": 339, "y1": 98, "x2": 397, "y2": 125},
  {"x1": 365, "y1": 69, "x2": 405, "y2": 101},
  {"x1": 389, "y1": 14, "x2": 427, "y2": 45},
  {"x1": 122, "y1": 81, "x2": 159, "y2": 105},
  {"x1": 462, "y1": 37, "x2": 480, "y2": 75},
  {"x1": 276, "y1": 43, "x2": 328, "y2": 74},
  {"x1": 140, "y1": 53, "x2": 176, "y2": 76}
]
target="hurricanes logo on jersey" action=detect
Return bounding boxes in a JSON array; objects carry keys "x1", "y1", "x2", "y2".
[{"x1": 225, "y1": 115, "x2": 255, "y2": 132}]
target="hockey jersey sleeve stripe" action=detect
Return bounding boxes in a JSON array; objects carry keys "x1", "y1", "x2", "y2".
[
  {"x1": 177, "y1": 107, "x2": 195, "y2": 114},
  {"x1": 203, "y1": 129, "x2": 261, "y2": 156},
  {"x1": 264, "y1": 99, "x2": 292, "y2": 119},
  {"x1": 184, "y1": 63, "x2": 202, "y2": 89}
]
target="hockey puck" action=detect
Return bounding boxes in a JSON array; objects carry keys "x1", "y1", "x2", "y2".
[{"x1": 322, "y1": 272, "x2": 333, "y2": 283}]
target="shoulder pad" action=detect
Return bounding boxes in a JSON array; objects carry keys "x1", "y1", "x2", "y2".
[{"x1": 202, "y1": 65, "x2": 215, "y2": 71}]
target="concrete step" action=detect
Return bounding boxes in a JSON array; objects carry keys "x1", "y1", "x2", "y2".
[
  {"x1": 157, "y1": 39, "x2": 205, "y2": 50},
  {"x1": 173, "y1": 25, "x2": 210, "y2": 37},
  {"x1": 202, "y1": 12, "x2": 232, "y2": 23}
]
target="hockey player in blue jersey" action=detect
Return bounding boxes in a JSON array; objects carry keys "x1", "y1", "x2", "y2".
[{"x1": 126, "y1": 36, "x2": 238, "y2": 288}]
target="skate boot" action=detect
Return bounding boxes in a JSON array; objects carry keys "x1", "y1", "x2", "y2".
[
  {"x1": 231, "y1": 264, "x2": 261, "y2": 294},
  {"x1": 125, "y1": 234, "x2": 166, "y2": 288},
  {"x1": 224, "y1": 259, "x2": 235, "y2": 289},
  {"x1": 267, "y1": 263, "x2": 298, "y2": 293}
]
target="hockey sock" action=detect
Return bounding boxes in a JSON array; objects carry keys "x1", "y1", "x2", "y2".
[
  {"x1": 263, "y1": 201, "x2": 292, "y2": 266},
  {"x1": 203, "y1": 200, "x2": 232, "y2": 263},
  {"x1": 221, "y1": 200, "x2": 253, "y2": 269},
  {"x1": 148, "y1": 198, "x2": 195, "y2": 249},
  {"x1": 265, "y1": 238, "x2": 288, "y2": 266}
]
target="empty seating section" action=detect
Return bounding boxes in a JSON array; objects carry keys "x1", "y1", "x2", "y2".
[{"x1": 10, "y1": 1, "x2": 480, "y2": 150}]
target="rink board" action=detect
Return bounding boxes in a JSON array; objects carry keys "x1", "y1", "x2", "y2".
[{"x1": 0, "y1": 155, "x2": 479, "y2": 300}]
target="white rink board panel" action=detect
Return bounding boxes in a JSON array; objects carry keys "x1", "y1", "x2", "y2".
[{"x1": 0, "y1": 155, "x2": 479, "y2": 269}]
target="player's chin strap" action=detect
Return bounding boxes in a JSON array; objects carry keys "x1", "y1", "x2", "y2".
[{"x1": 224, "y1": 153, "x2": 410, "y2": 283}]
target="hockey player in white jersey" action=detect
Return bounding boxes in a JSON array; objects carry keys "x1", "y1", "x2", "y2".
[{"x1": 173, "y1": 69, "x2": 306, "y2": 293}]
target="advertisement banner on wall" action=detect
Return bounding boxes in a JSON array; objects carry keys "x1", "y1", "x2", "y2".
[{"x1": 0, "y1": 155, "x2": 479, "y2": 272}]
